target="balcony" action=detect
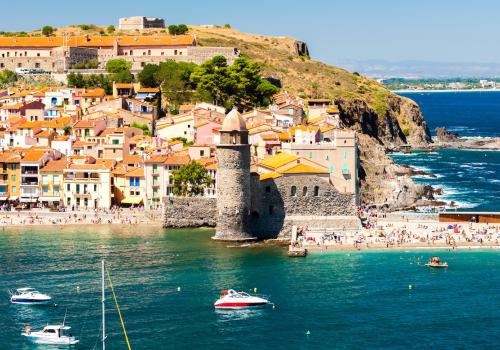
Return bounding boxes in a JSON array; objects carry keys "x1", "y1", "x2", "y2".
[
  {"x1": 64, "y1": 174, "x2": 100, "y2": 182},
  {"x1": 21, "y1": 171, "x2": 38, "y2": 175},
  {"x1": 72, "y1": 192, "x2": 92, "y2": 198},
  {"x1": 21, "y1": 181, "x2": 39, "y2": 186}
]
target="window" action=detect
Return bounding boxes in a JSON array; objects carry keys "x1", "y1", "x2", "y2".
[
  {"x1": 76, "y1": 184, "x2": 80, "y2": 193},
  {"x1": 329, "y1": 165, "x2": 334, "y2": 173},
  {"x1": 37, "y1": 53, "x2": 40, "y2": 57},
  {"x1": 200, "y1": 150, "x2": 205, "y2": 157},
  {"x1": 130, "y1": 177, "x2": 134, "y2": 187},
  {"x1": 112, "y1": 139, "x2": 119, "y2": 145},
  {"x1": 42, "y1": 186, "x2": 48, "y2": 194},
  {"x1": 10, "y1": 164, "x2": 16, "y2": 170},
  {"x1": 53, "y1": 176, "x2": 59, "y2": 185},
  {"x1": 152, "y1": 164, "x2": 158, "y2": 173},
  {"x1": 135, "y1": 177, "x2": 140, "y2": 186},
  {"x1": 11, "y1": 174, "x2": 16, "y2": 182},
  {"x1": 148, "y1": 50, "x2": 151, "y2": 55},
  {"x1": 290, "y1": 186, "x2": 297, "y2": 196},
  {"x1": 11, "y1": 186, "x2": 16, "y2": 193},
  {"x1": 67, "y1": 184, "x2": 70, "y2": 191},
  {"x1": 308, "y1": 152, "x2": 313, "y2": 160},
  {"x1": 314, "y1": 186, "x2": 320, "y2": 197},
  {"x1": 67, "y1": 197, "x2": 71, "y2": 205},
  {"x1": 342, "y1": 164, "x2": 350, "y2": 175},
  {"x1": 265, "y1": 186, "x2": 270, "y2": 193},
  {"x1": 174, "y1": 49, "x2": 178, "y2": 55},
  {"x1": 302, "y1": 186, "x2": 308, "y2": 196},
  {"x1": 35, "y1": 62, "x2": 40, "y2": 68},
  {"x1": 343, "y1": 150, "x2": 348, "y2": 160},
  {"x1": 94, "y1": 185, "x2": 97, "y2": 191},
  {"x1": 42, "y1": 175, "x2": 48, "y2": 185},
  {"x1": 325, "y1": 155, "x2": 329, "y2": 161},
  {"x1": 54, "y1": 186, "x2": 59, "y2": 195}
]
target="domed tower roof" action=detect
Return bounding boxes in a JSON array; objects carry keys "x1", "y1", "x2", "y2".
[{"x1": 221, "y1": 108, "x2": 247, "y2": 132}]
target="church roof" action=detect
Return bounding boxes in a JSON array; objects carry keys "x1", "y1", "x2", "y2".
[
  {"x1": 258, "y1": 152, "x2": 298, "y2": 170},
  {"x1": 221, "y1": 108, "x2": 247, "y2": 132}
]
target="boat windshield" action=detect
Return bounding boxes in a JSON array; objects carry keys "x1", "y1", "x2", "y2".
[{"x1": 17, "y1": 288, "x2": 37, "y2": 293}]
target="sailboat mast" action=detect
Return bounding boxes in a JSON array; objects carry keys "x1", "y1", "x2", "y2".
[{"x1": 102, "y1": 259, "x2": 106, "y2": 350}]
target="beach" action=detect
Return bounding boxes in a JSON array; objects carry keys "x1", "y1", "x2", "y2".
[
  {"x1": 0, "y1": 208, "x2": 164, "y2": 227},
  {"x1": 297, "y1": 212, "x2": 500, "y2": 252}
]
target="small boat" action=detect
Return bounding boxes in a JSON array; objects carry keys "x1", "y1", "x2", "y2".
[
  {"x1": 22, "y1": 324, "x2": 79, "y2": 345},
  {"x1": 214, "y1": 289, "x2": 270, "y2": 309},
  {"x1": 10, "y1": 288, "x2": 52, "y2": 305},
  {"x1": 425, "y1": 256, "x2": 448, "y2": 268}
]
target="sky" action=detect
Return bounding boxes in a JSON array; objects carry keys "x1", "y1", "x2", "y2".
[{"x1": 2, "y1": 0, "x2": 500, "y2": 66}]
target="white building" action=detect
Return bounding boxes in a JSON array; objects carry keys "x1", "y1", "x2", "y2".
[{"x1": 63, "y1": 163, "x2": 112, "y2": 209}]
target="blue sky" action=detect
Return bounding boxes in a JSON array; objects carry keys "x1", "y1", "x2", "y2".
[{"x1": 2, "y1": 0, "x2": 500, "y2": 65}]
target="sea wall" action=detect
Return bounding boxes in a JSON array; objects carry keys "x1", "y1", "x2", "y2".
[{"x1": 163, "y1": 197, "x2": 216, "y2": 228}]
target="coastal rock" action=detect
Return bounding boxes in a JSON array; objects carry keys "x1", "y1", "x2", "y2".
[{"x1": 435, "y1": 127, "x2": 459, "y2": 142}]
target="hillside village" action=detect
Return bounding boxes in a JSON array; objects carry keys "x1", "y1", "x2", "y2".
[{"x1": 0, "y1": 19, "x2": 360, "y2": 221}]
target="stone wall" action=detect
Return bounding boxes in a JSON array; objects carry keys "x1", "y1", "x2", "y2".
[
  {"x1": 163, "y1": 197, "x2": 217, "y2": 228},
  {"x1": 250, "y1": 174, "x2": 357, "y2": 239}
]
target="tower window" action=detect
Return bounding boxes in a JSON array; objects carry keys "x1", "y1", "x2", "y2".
[
  {"x1": 290, "y1": 186, "x2": 296, "y2": 196},
  {"x1": 302, "y1": 186, "x2": 308, "y2": 196},
  {"x1": 314, "y1": 186, "x2": 319, "y2": 197}
]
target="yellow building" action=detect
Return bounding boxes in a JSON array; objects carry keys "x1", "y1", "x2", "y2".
[
  {"x1": 0, "y1": 151, "x2": 21, "y2": 203},
  {"x1": 39, "y1": 158, "x2": 66, "y2": 208}
]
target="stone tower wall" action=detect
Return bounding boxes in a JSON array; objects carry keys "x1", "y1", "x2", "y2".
[{"x1": 215, "y1": 144, "x2": 253, "y2": 240}]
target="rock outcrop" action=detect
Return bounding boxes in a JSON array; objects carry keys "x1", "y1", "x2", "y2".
[{"x1": 435, "y1": 127, "x2": 459, "y2": 142}]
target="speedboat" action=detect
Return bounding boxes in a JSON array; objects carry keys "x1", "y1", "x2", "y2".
[
  {"x1": 10, "y1": 288, "x2": 52, "y2": 305},
  {"x1": 22, "y1": 324, "x2": 79, "y2": 345},
  {"x1": 214, "y1": 289, "x2": 270, "y2": 309},
  {"x1": 425, "y1": 256, "x2": 448, "y2": 268}
]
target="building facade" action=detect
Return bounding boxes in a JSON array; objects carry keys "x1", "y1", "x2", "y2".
[{"x1": 118, "y1": 16, "x2": 165, "y2": 30}]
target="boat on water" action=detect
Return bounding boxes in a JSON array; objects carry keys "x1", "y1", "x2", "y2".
[
  {"x1": 425, "y1": 256, "x2": 448, "y2": 268},
  {"x1": 22, "y1": 324, "x2": 79, "y2": 345},
  {"x1": 10, "y1": 288, "x2": 52, "y2": 305},
  {"x1": 214, "y1": 289, "x2": 271, "y2": 309}
]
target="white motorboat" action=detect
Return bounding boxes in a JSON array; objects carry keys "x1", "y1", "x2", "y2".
[
  {"x1": 214, "y1": 289, "x2": 271, "y2": 309},
  {"x1": 10, "y1": 287, "x2": 52, "y2": 305},
  {"x1": 22, "y1": 324, "x2": 79, "y2": 345}
]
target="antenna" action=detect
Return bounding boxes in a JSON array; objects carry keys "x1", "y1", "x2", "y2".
[{"x1": 62, "y1": 307, "x2": 68, "y2": 326}]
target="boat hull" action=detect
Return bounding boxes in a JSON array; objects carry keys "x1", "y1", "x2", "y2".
[
  {"x1": 22, "y1": 334, "x2": 79, "y2": 345},
  {"x1": 11, "y1": 297, "x2": 52, "y2": 305},
  {"x1": 214, "y1": 302, "x2": 269, "y2": 309}
]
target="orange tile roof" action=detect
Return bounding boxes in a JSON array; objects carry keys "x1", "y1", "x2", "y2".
[
  {"x1": 41, "y1": 158, "x2": 67, "y2": 172},
  {"x1": 164, "y1": 155, "x2": 190, "y2": 165},
  {"x1": 74, "y1": 120, "x2": 101, "y2": 128},
  {"x1": 35, "y1": 130, "x2": 51, "y2": 137},
  {"x1": 0, "y1": 35, "x2": 195, "y2": 48},
  {"x1": 81, "y1": 88, "x2": 106, "y2": 98},
  {"x1": 126, "y1": 168, "x2": 145, "y2": 177},
  {"x1": 1, "y1": 103, "x2": 23, "y2": 110},
  {"x1": 123, "y1": 154, "x2": 143, "y2": 164},
  {"x1": 115, "y1": 83, "x2": 134, "y2": 89},
  {"x1": 280, "y1": 163, "x2": 328, "y2": 175},
  {"x1": 0, "y1": 151, "x2": 21, "y2": 163},
  {"x1": 21, "y1": 150, "x2": 47, "y2": 162},
  {"x1": 137, "y1": 87, "x2": 160, "y2": 93},
  {"x1": 68, "y1": 163, "x2": 111, "y2": 170}
]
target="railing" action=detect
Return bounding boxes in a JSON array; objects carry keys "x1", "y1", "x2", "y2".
[
  {"x1": 21, "y1": 171, "x2": 38, "y2": 175},
  {"x1": 21, "y1": 181, "x2": 39, "y2": 186},
  {"x1": 64, "y1": 176, "x2": 99, "y2": 182}
]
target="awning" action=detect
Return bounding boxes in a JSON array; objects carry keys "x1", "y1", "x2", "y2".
[
  {"x1": 121, "y1": 197, "x2": 143, "y2": 205},
  {"x1": 9, "y1": 196, "x2": 18, "y2": 200},
  {"x1": 39, "y1": 196, "x2": 61, "y2": 202},
  {"x1": 0, "y1": 196, "x2": 8, "y2": 201},
  {"x1": 20, "y1": 198, "x2": 37, "y2": 203}
]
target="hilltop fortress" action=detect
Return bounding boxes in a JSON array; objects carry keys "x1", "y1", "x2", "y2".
[{"x1": 0, "y1": 34, "x2": 239, "y2": 73}]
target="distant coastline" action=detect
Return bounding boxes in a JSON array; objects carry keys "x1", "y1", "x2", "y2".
[{"x1": 392, "y1": 88, "x2": 500, "y2": 93}]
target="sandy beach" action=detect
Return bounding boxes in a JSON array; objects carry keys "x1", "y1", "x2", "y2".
[
  {"x1": 296, "y1": 212, "x2": 500, "y2": 252},
  {"x1": 0, "y1": 208, "x2": 164, "y2": 228}
]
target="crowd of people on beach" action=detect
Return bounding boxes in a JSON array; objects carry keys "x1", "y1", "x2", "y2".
[
  {"x1": 0, "y1": 206, "x2": 164, "y2": 227},
  {"x1": 296, "y1": 208, "x2": 500, "y2": 251}
]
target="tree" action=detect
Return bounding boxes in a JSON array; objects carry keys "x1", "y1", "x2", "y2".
[
  {"x1": 67, "y1": 72, "x2": 85, "y2": 88},
  {"x1": 105, "y1": 59, "x2": 132, "y2": 73},
  {"x1": 168, "y1": 24, "x2": 188, "y2": 35},
  {"x1": 107, "y1": 25, "x2": 115, "y2": 34},
  {"x1": 156, "y1": 60, "x2": 196, "y2": 109},
  {"x1": 224, "y1": 23, "x2": 231, "y2": 29},
  {"x1": 131, "y1": 122, "x2": 152, "y2": 136},
  {"x1": 177, "y1": 24, "x2": 188, "y2": 34},
  {"x1": 190, "y1": 56, "x2": 278, "y2": 111},
  {"x1": 172, "y1": 162, "x2": 211, "y2": 197},
  {"x1": 0, "y1": 70, "x2": 18, "y2": 85},
  {"x1": 42, "y1": 26, "x2": 54, "y2": 37},
  {"x1": 105, "y1": 59, "x2": 134, "y2": 84},
  {"x1": 63, "y1": 126, "x2": 72, "y2": 136},
  {"x1": 138, "y1": 64, "x2": 160, "y2": 88}
]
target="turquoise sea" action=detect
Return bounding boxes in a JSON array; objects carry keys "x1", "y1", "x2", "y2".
[
  {"x1": 393, "y1": 92, "x2": 500, "y2": 211},
  {"x1": 2, "y1": 226, "x2": 500, "y2": 349}
]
